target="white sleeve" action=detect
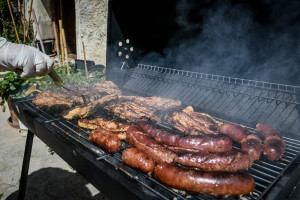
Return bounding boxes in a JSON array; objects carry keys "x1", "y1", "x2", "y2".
[
  {"x1": 0, "y1": 37, "x2": 7, "y2": 48},
  {"x1": 0, "y1": 38, "x2": 54, "y2": 77}
]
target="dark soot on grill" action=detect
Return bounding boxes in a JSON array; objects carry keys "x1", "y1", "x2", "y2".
[{"x1": 138, "y1": 0, "x2": 300, "y2": 85}]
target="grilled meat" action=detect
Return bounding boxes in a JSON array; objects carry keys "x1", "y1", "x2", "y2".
[
  {"x1": 218, "y1": 123, "x2": 249, "y2": 143},
  {"x1": 78, "y1": 116, "x2": 129, "y2": 140},
  {"x1": 89, "y1": 127, "x2": 122, "y2": 153},
  {"x1": 126, "y1": 125, "x2": 177, "y2": 164},
  {"x1": 78, "y1": 117, "x2": 129, "y2": 132},
  {"x1": 32, "y1": 90, "x2": 80, "y2": 111},
  {"x1": 119, "y1": 95, "x2": 181, "y2": 110},
  {"x1": 137, "y1": 119, "x2": 232, "y2": 152},
  {"x1": 256, "y1": 123, "x2": 286, "y2": 161},
  {"x1": 79, "y1": 81, "x2": 121, "y2": 101},
  {"x1": 183, "y1": 106, "x2": 222, "y2": 126},
  {"x1": 154, "y1": 163, "x2": 255, "y2": 197},
  {"x1": 218, "y1": 123, "x2": 262, "y2": 160},
  {"x1": 63, "y1": 94, "x2": 118, "y2": 120},
  {"x1": 241, "y1": 134, "x2": 262, "y2": 161},
  {"x1": 176, "y1": 150, "x2": 253, "y2": 172},
  {"x1": 103, "y1": 102, "x2": 161, "y2": 122},
  {"x1": 32, "y1": 81, "x2": 121, "y2": 111},
  {"x1": 166, "y1": 106, "x2": 220, "y2": 135},
  {"x1": 103, "y1": 95, "x2": 181, "y2": 123},
  {"x1": 122, "y1": 147, "x2": 155, "y2": 174}
]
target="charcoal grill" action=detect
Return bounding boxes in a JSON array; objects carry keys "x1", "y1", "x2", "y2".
[{"x1": 13, "y1": 0, "x2": 300, "y2": 200}]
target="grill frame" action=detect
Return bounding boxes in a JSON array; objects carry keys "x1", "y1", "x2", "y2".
[
  {"x1": 12, "y1": 94, "x2": 300, "y2": 200},
  {"x1": 112, "y1": 63, "x2": 300, "y2": 138},
  {"x1": 14, "y1": 0, "x2": 300, "y2": 199}
]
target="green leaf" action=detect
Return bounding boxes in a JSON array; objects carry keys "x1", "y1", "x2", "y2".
[
  {"x1": 1, "y1": 80, "x2": 8, "y2": 85},
  {"x1": 9, "y1": 85, "x2": 16, "y2": 90}
]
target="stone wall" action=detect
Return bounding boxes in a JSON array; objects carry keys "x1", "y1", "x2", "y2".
[
  {"x1": 25, "y1": 0, "x2": 54, "y2": 40},
  {"x1": 25, "y1": 0, "x2": 108, "y2": 65},
  {"x1": 75, "y1": 0, "x2": 108, "y2": 65}
]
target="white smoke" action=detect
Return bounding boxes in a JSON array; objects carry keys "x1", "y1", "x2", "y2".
[{"x1": 142, "y1": 0, "x2": 300, "y2": 85}]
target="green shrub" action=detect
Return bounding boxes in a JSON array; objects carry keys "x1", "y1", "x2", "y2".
[{"x1": 0, "y1": 0, "x2": 33, "y2": 43}]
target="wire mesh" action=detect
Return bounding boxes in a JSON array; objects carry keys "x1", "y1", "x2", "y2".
[
  {"x1": 12, "y1": 97, "x2": 300, "y2": 200},
  {"x1": 120, "y1": 64, "x2": 300, "y2": 135}
]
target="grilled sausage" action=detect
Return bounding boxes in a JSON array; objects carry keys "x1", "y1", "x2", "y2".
[
  {"x1": 137, "y1": 119, "x2": 233, "y2": 152},
  {"x1": 154, "y1": 163, "x2": 255, "y2": 197},
  {"x1": 176, "y1": 150, "x2": 253, "y2": 172},
  {"x1": 126, "y1": 125, "x2": 177, "y2": 163},
  {"x1": 90, "y1": 127, "x2": 122, "y2": 153},
  {"x1": 241, "y1": 134, "x2": 262, "y2": 161},
  {"x1": 256, "y1": 123, "x2": 286, "y2": 161},
  {"x1": 122, "y1": 147, "x2": 155, "y2": 174},
  {"x1": 218, "y1": 123, "x2": 262, "y2": 160},
  {"x1": 218, "y1": 123, "x2": 249, "y2": 143}
]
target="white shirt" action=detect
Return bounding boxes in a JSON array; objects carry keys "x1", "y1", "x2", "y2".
[{"x1": 0, "y1": 37, "x2": 7, "y2": 49}]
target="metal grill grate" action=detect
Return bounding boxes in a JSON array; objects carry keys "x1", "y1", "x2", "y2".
[
  {"x1": 120, "y1": 63, "x2": 300, "y2": 136},
  {"x1": 13, "y1": 97, "x2": 300, "y2": 200}
]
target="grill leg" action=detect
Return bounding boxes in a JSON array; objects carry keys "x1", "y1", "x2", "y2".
[{"x1": 18, "y1": 130, "x2": 34, "y2": 200}]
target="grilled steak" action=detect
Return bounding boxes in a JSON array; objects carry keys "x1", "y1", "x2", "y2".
[
  {"x1": 32, "y1": 90, "x2": 79, "y2": 111},
  {"x1": 119, "y1": 95, "x2": 181, "y2": 110},
  {"x1": 78, "y1": 116, "x2": 130, "y2": 132},
  {"x1": 166, "y1": 106, "x2": 220, "y2": 135},
  {"x1": 103, "y1": 102, "x2": 161, "y2": 122},
  {"x1": 32, "y1": 81, "x2": 121, "y2": 111},
  {"x1": 103, "y1": 96, "x2": 181, "y2": 123},
  {"x1": 79, "y1": 81, "x2": 122, "y2": 101},
  {"x1": 63, "y1": 93, "x2": 118, "y2": 119}
]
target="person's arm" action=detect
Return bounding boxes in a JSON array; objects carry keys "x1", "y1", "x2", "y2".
[{"x1": 0, "y1": 37, "x2": 53, "y2": 77}]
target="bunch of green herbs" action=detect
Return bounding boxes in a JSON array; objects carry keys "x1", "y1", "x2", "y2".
[
  {"x1": 0, "y1": 72, "x2": 31, "y2": 111},
  {"x1": 37, "y1": 63, "x2": 105, "y2": 92}
]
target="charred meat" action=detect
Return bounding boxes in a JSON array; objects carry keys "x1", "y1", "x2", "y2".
[
  {"x1": 78, "y1": 116, "x2": 130, "y2": 132},
  {"x1": 119, "y1": 95, "x2": 181, "y2": 110},
  {"x1": 166, "y1": 106, "x2": 220, "y2": 135},
  {"x1": 32, "y1": 81, "x2": 121, "y2": 111},
  {"x1": 63, "y1": 93, "x2": 118, "y2": 120}
]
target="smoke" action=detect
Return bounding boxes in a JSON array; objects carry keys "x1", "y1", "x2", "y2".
[{"x1": 142, "y1": 0, "x2": 300, "y2": 85}]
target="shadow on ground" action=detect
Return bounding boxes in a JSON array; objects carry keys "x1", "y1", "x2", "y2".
[{"x1": 5, "y1": 167, "x2": 109, "y2": 200}]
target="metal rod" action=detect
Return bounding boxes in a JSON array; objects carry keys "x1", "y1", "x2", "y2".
[
  {"x1": 52, "y1": 21, "x2": 61, "y2": 65},
  {"x1": 32, "y1": 9, "x2": 45, "y2": 53},
  {"x1": 137, "y1": 64, "x2": 300, "y2": 92},
  {"x1": 62, "y1": 28, "x2": 70, "y2": 75},
  {"x1": 18, "y1": 130, "x2": 34, "y2": 200},
  {"x1": 7, "y1": 0, "x2": 20, "y2": 43},
  {"x1": 26, "y1": 0, "x2": 33, "y2": 40},
  {"x1": 23, "y1": 1, "x2": 26, "y2": 41},
  {"x1": 59, "y1": 20, "x2": 65, "y2": 63},
  {"x1": 82, "y1": 41, "x2": 89, "y2": 78}
]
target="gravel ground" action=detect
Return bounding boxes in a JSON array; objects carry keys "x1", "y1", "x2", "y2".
[{"x1": 0, "y1": 102, "x2": 109, "y2": 200}]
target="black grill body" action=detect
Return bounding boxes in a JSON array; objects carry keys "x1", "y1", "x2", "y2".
[
  {"x1": 105, "y1": 0, "x2": 300, "y2": 199},
  {"x1": 13, "y1": 0, "x2": 300, "y2": 200}
]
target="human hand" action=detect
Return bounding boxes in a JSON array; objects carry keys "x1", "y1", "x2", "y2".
[{"x1": 0, "y1": 38, "x2": 54, "y2": 78}]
